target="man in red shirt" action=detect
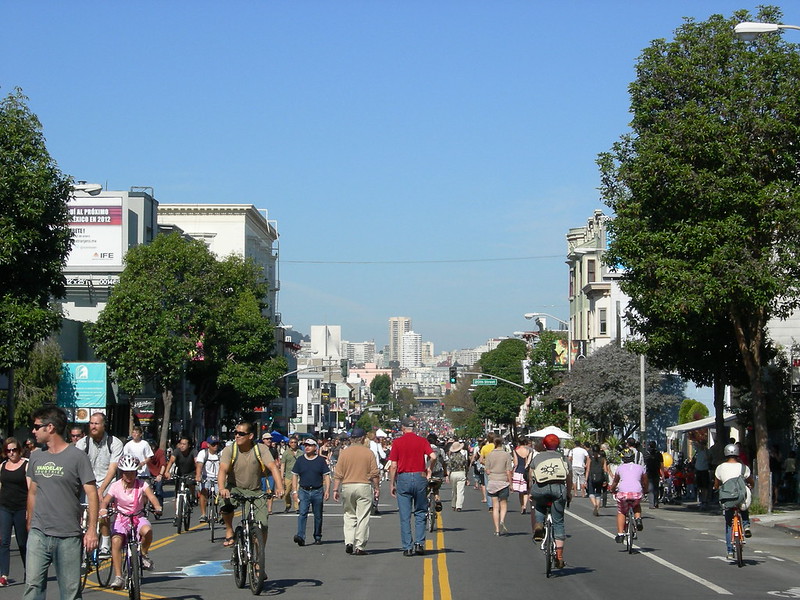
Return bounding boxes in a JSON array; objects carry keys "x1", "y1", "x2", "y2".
[{"x1": 389, "y1": 417, "x2": 436, "y2": 556}]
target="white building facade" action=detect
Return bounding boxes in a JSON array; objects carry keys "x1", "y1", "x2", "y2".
[{"x1": 388, "y1": 317, "x2": 412, "y2": 363}]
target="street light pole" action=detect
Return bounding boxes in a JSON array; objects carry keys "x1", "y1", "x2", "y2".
[
  {"x1": 524, "y1": 312, "x2": 572, "y2": 371},
  {"x1": 734, "y1": 21, "x2": 800, "y2": 40}
]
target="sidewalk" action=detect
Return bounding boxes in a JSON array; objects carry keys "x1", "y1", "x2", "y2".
[{"x1": 653, "y1": 500, "x2": 800, "y2": 537}]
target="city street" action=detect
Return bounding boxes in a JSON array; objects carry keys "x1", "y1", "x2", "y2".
[{"x1": 5, "y1": 481, "x2": 800, "y2": 600}]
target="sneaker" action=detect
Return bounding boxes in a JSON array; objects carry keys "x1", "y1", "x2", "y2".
[
  {"x1": 593, "y1": 506, "x2": 599, "y2": 517},
  {"x1": 293, "y1": 535, "x2": 305, "y2": 547},
  {"x1": 744, "y1": 527, "x2": 752, "y2": 538},
  {"x1": 554, "y1": 558, "x2": 565, "y2": 569},
  {"x1": 345, "y1": 544, "x2": 354, "y2": 554},
  {"x1": 726, "y1": 551, "x2": 735, "y2": 560},
  {"x1": 141, "y1": 555, "x2": 154, "y2": 571},
  {"x1": 111, "y1": 575, "x2": 125, "y2": 590},
  {"x1": 0, "y1": 575, "x2": 8, "y2": 587},
  {"x1": 615, "y1": 533, "x2": 625, "y2": 544},
  {"x1": 532, "y1": 525, "x2": 544, "y2": 542},
  {"x1": 199, "y1": 515, "x2": 208, "y2": 523},
  {"x1": 98, "y1": 547, "x2": 111, "y2": 559},
  {"x1": 635, "y1": 517, "x2": 644, "y2": 532}
]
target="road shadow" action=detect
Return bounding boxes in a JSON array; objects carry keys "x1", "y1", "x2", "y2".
[{"x1": 261, "y1": 578, "x2": 323, "y2": 596}]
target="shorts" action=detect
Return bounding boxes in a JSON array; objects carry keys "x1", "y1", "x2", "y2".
[
  {"x1": 221, "y1": 487, "x2": 270, "y2": 526},
  {"x1": 488, "y1": 485, "x2": 510, "y2": 500},
  {"x1": 201, "y1": 479, "x2": 219, "y2": 494},
  {"x1": 112, "y1": 515, "x2": 151, "y2": 540},
  {"x1": 615, "y1": 491, "x2": 642, "y2": 514}
]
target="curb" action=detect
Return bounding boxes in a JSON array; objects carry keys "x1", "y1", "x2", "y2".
[{"x1": 772, "y1": 523, "x2": 800, "y2": 538}]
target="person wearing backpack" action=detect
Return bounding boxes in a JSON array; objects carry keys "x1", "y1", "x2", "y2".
[
  {"x1": 644, "y1": 441, "x2": 664, "y2": 509},
  {"x1": 427, "y1": 434, "x2": 448, "y2": 512},
  {"x1": 448, "y1": 441, "x2": 468, "y2": 511},
  {"x1": 714, "y1": 443, "x2": 754, "y2": 560},
  {"x1": 529, "y1": 434, "x2": 572, "y2": 569}
]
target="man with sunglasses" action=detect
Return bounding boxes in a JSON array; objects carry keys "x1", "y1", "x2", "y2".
[
  {"x1": 217, "y1": 422, "x2": 284, "y2": 548},
  {"x1": 24, "y1": 405, "x2": 97, "y2": 600}
]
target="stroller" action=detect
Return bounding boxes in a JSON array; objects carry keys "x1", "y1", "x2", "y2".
[{"x1": 660, "y1": 460, "x2": 687, "y2": 505}]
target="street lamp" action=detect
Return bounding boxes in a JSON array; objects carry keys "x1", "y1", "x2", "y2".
[{"x1": 734, "y1": 21, "x2": 800, "y2": 40}]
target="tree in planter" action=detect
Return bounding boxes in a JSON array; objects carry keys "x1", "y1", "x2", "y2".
[
  {"x1": 554, "y1": 344, "x2": 683, "y2": 440},
  {"x1": 597, "y1": 6, "x2": 800, "y2": 506},
  {"x1": 0, "y1": 89, "x2": 73, "y2": 432}
]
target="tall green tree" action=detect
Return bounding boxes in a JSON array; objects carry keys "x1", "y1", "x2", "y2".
[
  {"x1": 370, "y1": 374, "x2": 392, "y2": 405},
  {"x1": 597, "y1": 6, "x2": 800, "y2": 506},
  {"x1": 555, "y1": 344, "x2": 682, "y2": 440},
  {"x1": 4, "y1": 338, "x2": 63, "y2": 428},
  {"x1": 473, "y1": 339, "x2": 527, "y2": 435},
  {"x1": 525, "y1": 330, "x2": 569, "y2": 432},
  {"x1": 0, "y1": 89, "x2": 73, "y2": 432}
]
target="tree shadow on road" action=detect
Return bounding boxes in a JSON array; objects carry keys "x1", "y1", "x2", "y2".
[{"x1": 261, "y1": 578, "x2": 323, "y2": 595}]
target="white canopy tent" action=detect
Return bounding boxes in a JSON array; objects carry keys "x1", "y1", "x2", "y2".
[
  {"x1": 527, "y1": 425, "x2": 572, "y2": 440},
  {"x1": 666, "y1": 412, "x2": 739, "y2": 455}
]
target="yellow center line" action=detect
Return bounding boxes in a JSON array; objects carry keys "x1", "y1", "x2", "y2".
[{"x1": 421, "y1": 511, "x2": 453, "y2": 600}]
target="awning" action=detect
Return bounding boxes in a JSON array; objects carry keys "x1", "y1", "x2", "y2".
[
  {"x1": 526, "y1": 425, "x2": 572, "y2": 440},
  {"x1": 665, "y1": 413, "x2": 737, "y2": 434}
]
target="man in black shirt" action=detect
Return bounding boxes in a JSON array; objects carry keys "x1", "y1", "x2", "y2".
[{"x1": 291, "y1": 439, "x2": 330, "y2": 546}]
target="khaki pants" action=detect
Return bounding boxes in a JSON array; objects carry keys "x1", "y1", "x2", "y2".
[
  {"x1": 341, "y1": 483, "x2": 373, "y2": 550},
  {"x1": 450, "y1": 470, "x2": 467, "y2": 509},
  {"x1": 283, "y1": 477, "x2": 295, "y2": 509}
]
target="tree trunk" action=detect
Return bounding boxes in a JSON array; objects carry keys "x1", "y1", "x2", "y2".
[
  {"x1": 158, "y1": 389, "x2": 173, "y2": 450},
  {"x1": 713, "y1": 373, "x2": 726, "y2": 442}
]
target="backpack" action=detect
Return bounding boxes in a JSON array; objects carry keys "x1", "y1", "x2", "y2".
[
  {"x1": 82, "y1": 434, "x2": 115, "y2": 455},
  {"x1": 589, "y1": 453, "x2": 605, "y2": 484},
  {"x1": 230, "y1": 442, "x2": 267, "y2": 474},
  {"x1": 449, "y1": 450, "x2": 467, "y2": 472},
  {"x1": 431, "y1": 446, "x2": 447, "y2": 477},
  {"x1": 531, "y1": 452, "x2": 569, "y2": 484},
  {"x1": 719, "y1": 464, "x2": 748, "y2": 509},
  {"x1": 645, "y1": 449, "x2": 662, "y2": 473}
]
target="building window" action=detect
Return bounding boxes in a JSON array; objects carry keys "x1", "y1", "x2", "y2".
[
  {"x1": 587, "y1": 259, "x2": 596, "y2": 283},
  {"x1": 296, "y1": 404, "x2": 303, "y2": 417},
  {"x1": 599, "y1": 308, "x2": 608, "y2": 336},
  {"x1": 569, "y1": 269, "x2": 575, "y2": 297},
  {"x1": 307, "y1": 404, "x2": 313, "y2": 416}
]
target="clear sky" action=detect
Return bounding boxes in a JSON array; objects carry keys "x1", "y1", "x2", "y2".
[{"x1": 4, "y1": 2, "x2": 797, "y2": 352}]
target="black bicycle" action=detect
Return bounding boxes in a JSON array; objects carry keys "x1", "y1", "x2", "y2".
[
  {"x1": 205, "y1": 481, "x2": 221, "y2": 543},
  {"x1": 426, "y1": 478, "x2": 442, "y2": 533},
  {"x1": 173, "y1": 475, "x2": 195, "y2": 534},
  {"x1": 109, "y1": 507, "x2": 159, "y2": 600},
  {"x1": 79, "y1": 503, "x2": 113, "y2": 590},
  {"x1": 539, "y1": 502, "x2": 556, "y2": 577},
  {"x1": 230, "y1": 491, "x2": 273, "y2": 595}
]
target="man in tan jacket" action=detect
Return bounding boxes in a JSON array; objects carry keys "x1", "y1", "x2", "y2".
[{"x1": 332, "y1": 428, "x2": 380, "y2": 555}]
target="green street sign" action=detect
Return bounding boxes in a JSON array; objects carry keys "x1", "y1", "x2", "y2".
[
  {"x1": 450, "y1": 407, "x2": 465, "y2": 412},
  {"x1": 472, "y1": 378, "x2": 497, "y2": 386}
]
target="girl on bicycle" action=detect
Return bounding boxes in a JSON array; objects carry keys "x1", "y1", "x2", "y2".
[
  {"x1": 100, "y1": 455, "x2": 162, "y2": 590},
  {"x1": 609, "y1": 448, "x2": 648, "y2": 543}
]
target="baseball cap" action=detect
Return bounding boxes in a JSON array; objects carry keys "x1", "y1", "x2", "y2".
[
  {"x1": 351, "y1": 427, "x2": 366, "y2": 437},
  {"x1": 304, "y1": 438, "x2": 318, "y2": 446},
  {"x1": 207, "y1": 435, "x2": 220, "y2": 445}
]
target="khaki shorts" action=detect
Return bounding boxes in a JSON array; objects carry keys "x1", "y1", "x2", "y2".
[{"x1": 221, "y1": 487, "x2": 270, "y2": 526}]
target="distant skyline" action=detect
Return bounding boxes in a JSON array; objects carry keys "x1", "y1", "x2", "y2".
[{"x1": 3, "y1": 2, "x2": 796, "y2": 352}]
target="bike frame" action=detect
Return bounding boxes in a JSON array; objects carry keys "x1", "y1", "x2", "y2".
[{"x1": 731, "y1": 507, "x2": 745, "y2": 568}]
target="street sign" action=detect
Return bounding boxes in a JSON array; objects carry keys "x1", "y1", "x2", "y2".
[
  {"x1": 450, "y1": 407, "x2": 465, "y2": 412},
  {"x1": 368, "y1": 406, "x2": 382, "y2": 412},
  {"x1": 472, "y1": 378, "x2": 497, "y2": 386}
]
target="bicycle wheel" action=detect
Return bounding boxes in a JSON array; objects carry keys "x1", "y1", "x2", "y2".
[
  {"x1": 544, "y1": 522, "x2": 553, "y2": 578},
  {"x1": 79, "y1": 546, "x2": 89, "y2": 592},
  {"x1": 128, "y1": 545, "x2": 141, "y2": 600},
  {"x1": 428, "y1": 506, "x2": 436, "y2": 532},
  {"x1": 183, "y1": 495, "x2": 192, "y2": 532},
  {"x1": 232, "y1": 527, "x2": 247, "y2": 588},
  {"x1": 248, "y1": 528, "x2": 266, "y2": 595},
  {"x1": 626, "y1": 508, "x2": 635, "y2": 554},
  {"x1": 95, "y1": 551, "x2": 113, "y2": 587},
  {"x1": 175, "y1": 495, "x2": 184, "y2": 534},
  {"x1": 733, "y1": 513, "x2": 744, "y2": 568},
  {"x1": 209, "y1": 498, "x2": 217, "y2": 543}
]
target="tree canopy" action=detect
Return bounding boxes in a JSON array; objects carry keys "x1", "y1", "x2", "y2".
[
  {"x1": 0, "y1": 89, "x2": 72, "y2": 372},
  {"x1": 597, "y1": 5, "x2": 800, "y2": 505},
  {"x1": 473, "y1": 338, "x2": 527, "y2": 432}
]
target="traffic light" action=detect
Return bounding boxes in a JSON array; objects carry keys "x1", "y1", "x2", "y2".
[
  {"x1": 449, "y1": 366, "x2": 457, "y2": 384},
  {"x1": 341, "y1": 359, "x2": 349, "y2": 377}
]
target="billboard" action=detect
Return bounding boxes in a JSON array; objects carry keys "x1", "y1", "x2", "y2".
[
  {"x1": 57, "y1": 362, "x2": 108, "y2": 423},
  {"x1": 66, "y1": 197, "x2": 124, "y2": 268}
]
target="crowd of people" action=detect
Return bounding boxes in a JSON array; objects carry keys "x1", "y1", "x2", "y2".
[{"x1": 0, "y1": 405, "x2": 797, "y2": 596}]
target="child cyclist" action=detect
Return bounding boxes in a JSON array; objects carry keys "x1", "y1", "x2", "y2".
[
  {"x1": 609, "y1": 448, "x2": 648, "y2": 543},
  {"x1": 100, "y1": 454, "x2": 163, "y2": 590}
]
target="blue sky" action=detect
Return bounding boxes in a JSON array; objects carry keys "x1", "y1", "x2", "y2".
[{"x1": 4, "y1": 2, "x2": 797, "y2": 352}]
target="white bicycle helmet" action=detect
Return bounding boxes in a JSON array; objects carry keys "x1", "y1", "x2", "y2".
[
  {"x1": 723, "y1": 443, "x2": 738, "y2": 458},
  {"x1": 118, "y1": 454, "x2": 139, "y2": 472}
]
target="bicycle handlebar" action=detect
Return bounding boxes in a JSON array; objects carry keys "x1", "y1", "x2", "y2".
[{"x1": 230, "y1": 491, "x2": 274, "y2": 503}]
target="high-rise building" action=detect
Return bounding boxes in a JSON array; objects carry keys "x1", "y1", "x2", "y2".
[
  {"x1": 388, "y1": 317, "x2": 412, "y2": 363},
  {"x1": 341, "y1": 340, "x2": 376, "y2": 365},
  {"x1": 401, "y1": 331, "x2": 422, "y2": 369}
]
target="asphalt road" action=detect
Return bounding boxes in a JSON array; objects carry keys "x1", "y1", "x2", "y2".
[{"x1": 6, "y1": 480, "x2": 800, "y2": 599}]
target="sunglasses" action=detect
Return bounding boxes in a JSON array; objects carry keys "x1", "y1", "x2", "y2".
[
  {"x1": 32, "y1": 423, "x2": 49, "y2": 430},
  {"x1": 234, "y1": 431, "x2": 249, "y2": 437},
  {"x1": 5, "y1": 447, "x2": 19, "y2": 453}
]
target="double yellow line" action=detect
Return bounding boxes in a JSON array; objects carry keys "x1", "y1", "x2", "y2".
[{"x1": 423, "y1": 512, "x2": 453, "y2": 600}]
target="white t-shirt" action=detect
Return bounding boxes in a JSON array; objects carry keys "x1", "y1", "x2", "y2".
[
  {"x1": 196, "y1": 449, "x2": 221, "y2": 481},
  {"x1": 715, "y1": 461, "x2": 750, "y2": 483},
  {"x1": 122, "y1": 438, "x2": 153, "y2": 476},
  {"x1": 570, "y1": 446, "x2": 589, "y2": 469}
]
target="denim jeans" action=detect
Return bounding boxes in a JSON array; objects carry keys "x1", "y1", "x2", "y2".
[
  {"x1": 0, "y1": 505, "x2": 27, "y2": 577},
  {"x1": 297, "y1": 487, "x2": 324, "y2": 542},
  {"x1": 396, "y1": 472, "x2": 428, "y2": 550},
  {"x1": 723, "y1": 507, "x2": 750, "y2": 553},
  {"x1": 23, "y1": 528, "x2": 83, "y2": 600},
  {"x1": 647, "y1": 473, "x2": 661, "y2": 507},
  {"x1": 531, "y1": 482, "x2": 567, "y2": 540}
]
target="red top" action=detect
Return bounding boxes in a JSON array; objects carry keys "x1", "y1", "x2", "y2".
[{"x1": 389, "y1": 433, "x2": 433, "y2": 474}]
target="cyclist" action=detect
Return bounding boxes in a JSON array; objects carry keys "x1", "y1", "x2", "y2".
[
  {"x1": 100, "y1": 455, "x2": 163, "y2": 589},
  {"x1": 427, "y1": 434, "x2": 447, "y2": 512},
  {"x1": 609, "y1": 448, "x2": 647, "y2": 543},
  {"x1": 529, "y1": 434, "x2": 571, "y2": 569},
  {"x1": 217, "y1": 421, "x2": 284, "y2": 549},
  {"x1": 195, "y1": 435, "x2": 221, "y2": 523},
  {"x1": 714, "y1": 443, "x2": 754, "y2": 560}
]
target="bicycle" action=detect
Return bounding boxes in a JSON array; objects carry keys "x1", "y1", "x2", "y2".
[
  {"x1": 204, "y1": 481, "x2": 221, "y2": 543},
  {"x1": 139, "y1": 475, "x2": 161, "y2": 520},
  {"x1": 230, "y1": 491, "x2": 273, "y2": 595},
  {"x1": 173, "y1": 475, "x2": 195, "y2": 534},
  {"x1": 426, "y1": 478, "x2": 442, "y2": 533},
  {"x1": 621, "y1": 497, "x2": 639, "y2": 554},
  {"x1": 730, "y1": 506, "x2": 746, "y2": 568},
  {"x1": 539, "y1": 502, "x2": 557, "y2": 578},
  {"x1": 79, "y1": 503, "x2": 113, "y2": 591},
  {"x1": 109, "y1": 507, "x2": 158, "y2": 600}
]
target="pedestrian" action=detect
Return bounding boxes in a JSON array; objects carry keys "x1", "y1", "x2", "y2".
[
  {"x1": 644, "y1": 441, "x2": 663, "y2": 509},
  {"x1": 366, "y1": 431, "x2": 386, "y2": 514},
  {"x1": 693, "y1": 440, "x2": 711, "y2": 509},
  {"x1": 122, "y1": 425, "x2": 153, "y2": 477},
  {"x1": 512, "y1": 436, "x2": 531, "y2": 514},
  {"x1": 332, "y1": 427, "x2": 380, "y2": 555},
  {"x1": 24, "y1": 404, "x2": 98, "y2": 600},
  {"x1": 587, "y1": 444, "x2": 610, "y2": 516},
  {"x1": 69, "y1": 426, "x2": 85, "y2": 445},
  {"x1": 217, "y1": 421, "x2": 283, "y2": 550},
  {"x1": 74, "y1": 411, "x2": 124, "y2": 558},
  {"x1": 448, "y1": 441, "x2": 468, "y2": 511},
  {"x1": 530, "y1": 434, "x2": 571, "y2": 569},
  {"x1": 261, "y1": 435, "x2": 280, "y2": 515},
  {"x1": 0, "y1": 437, "x2": 28, "y2": 587},
  {"x1": 292, "y1": 438, "x2": 331, "y2": 546},
  {"x1": 281, "y1": 437, "x2": 302, "y2": 512},
  {"x1": 478, "y1": 434, "x2": 496, "y2": 509},
  {"x1": 569, "y1": 441, "x2": 590, "y2": 498},
  {"x1": 485, "y1": 437, "x2": 513, "y2": 536},
  {"x1": 388, "y1": 417, "x2": 436, "y2": 556}
]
